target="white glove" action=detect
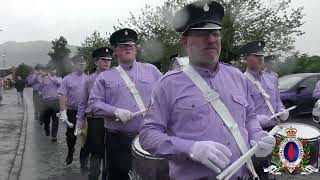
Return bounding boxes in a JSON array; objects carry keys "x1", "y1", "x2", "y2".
[
  {"x1": 74, "y1": 128, "x2": 81, "y2": 136},
  {"x1": 257, "y1": 114, "x2": 271, "y2": 126},
  {"x1": 250, "y1": 131, "x2": 276, "y2": 157},
  {"x1": 189, "y1": 141, "x2": 232, "y2": 173},
  {"x1": 59, "y1": 110, "x2": 68, "y2": 122},
  {"x1": 279, "y1": 110, "x2": 289, "y2": 121},
  {"x1": 114, "y1": 108, "x2": 133, "y2": 124}
]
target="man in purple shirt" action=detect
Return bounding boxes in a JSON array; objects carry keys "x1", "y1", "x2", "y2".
[
  {"x1": 241, "y1": 41, "x2": 288, "y2": 179},
  {"x1": 139, "y1": 1, "x2": 276, "y2": 180},
  {"x1": 241, "y1": 41, "x2": 288, "y2": 131},
  {"x1": 75, "y1": 47, "x2": 113, "y2": 180},
  {"x1": 38, "y1": 66, "x2": 62, "y2": 141},
  {"x1": 263, "y1": 55, "x2": 279, "y2": 82},
  {"x1": 88, "y1": 28, "x2": 162, "y2": 180},
  {"x1": 28, "y1": 65, "x2": 42, "y2": 121},
  {"x1": 58, "y1": 55, "x2": 88, "y2": 166}
]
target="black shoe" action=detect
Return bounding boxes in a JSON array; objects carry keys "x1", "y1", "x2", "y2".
[
  {"x1": 51, "y1": 137, "x2": 57, "y2": 142},
  {"x1": 66, "y1": 150, "x2": 74, "y2": 165}
]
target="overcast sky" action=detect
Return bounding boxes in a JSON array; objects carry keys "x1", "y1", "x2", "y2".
[{"x1": 0, "y1": 0, "x2": 319, "y2": 55}]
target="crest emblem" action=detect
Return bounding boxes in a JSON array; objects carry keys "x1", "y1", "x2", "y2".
[{"x1": 203, "y1": 3, "x2": 209, "y2": 12}]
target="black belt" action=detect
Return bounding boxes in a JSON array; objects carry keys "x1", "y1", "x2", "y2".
[
  {"x1": 105, "y1": 129, "x2": 136, "y2": 138},
  {"x1": 86, "y1": 113, "x2": 104, "y2": 119}
]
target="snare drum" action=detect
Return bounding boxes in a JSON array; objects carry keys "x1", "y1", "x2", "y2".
[
  {"x1": 130, "y1": 136, "x2": 170, "y2": 180},
  {"x1": 275, "y1": 123, "x2": 320, "y2": 169}
]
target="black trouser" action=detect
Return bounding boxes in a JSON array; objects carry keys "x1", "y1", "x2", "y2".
[
  {"x1": 66, "y1": 109, "x2": 78, "y2": 153},
  {"x1": 105, "y1": 130, "x2": 136, "y2": 180},
  {"x1": 83, "y1": 116, "x2": 106, "y2": 180},
  {"x1": 39, "y1": 96, "x2": 46, "y2": 124},
  {"x1": 65, "y1": 109, "x2": 87, "y2": 164},
  {"x1": 43, "y1": 99, "x2": 59, "y2": 138}
]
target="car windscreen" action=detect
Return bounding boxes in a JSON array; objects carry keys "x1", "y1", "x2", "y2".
[{"x1": 278, "y1": 75, "x2": 305, "y2": 90}]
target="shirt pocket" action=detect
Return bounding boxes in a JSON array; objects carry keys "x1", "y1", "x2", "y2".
[
  {"x1": 137, "y1": 77, "x2": 157, "y2": 95},
  {"x1": 174, "y1": 97, "x2": 210, "y2": 132},
  {"x1": 231, "y1": 94, "x2": 248, "y2": 125}
]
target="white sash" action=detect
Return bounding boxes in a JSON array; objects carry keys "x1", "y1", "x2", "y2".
[
  {"x1": 183, "y1": 65, "x2": 258, "y2": 178},
  {"x1": 115, "y1": 65, "x2": 146, "y2": 114},
  {"x1": 244, "y1": 72, "x2": 276, "y2": 115}
]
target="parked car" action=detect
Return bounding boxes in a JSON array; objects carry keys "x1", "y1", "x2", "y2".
[{"x1": 279, "y1": 73, "x2": 320, "y2": 115}]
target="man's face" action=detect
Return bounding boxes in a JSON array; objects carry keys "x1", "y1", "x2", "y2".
[
  {"x1": 182, "y1": 30, "x2": 221, "y2": 66},
  {"x1": 75, "y1": 62, "x2": 86, "y2": 72},
  {"x1": 114, "y1": 43, "x2": 137, "y2": 64},
  {"x1": 265, "y1": 62, "x2": 273, "y2": 71},
  {"x1": 245, "y1": 54, "x2": 264, "y2": 70},
  {"x1": 95, "y1": 57, "x2": 112, "y2": 71}
]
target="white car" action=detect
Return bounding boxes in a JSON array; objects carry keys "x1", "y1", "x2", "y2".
[{"x1": 312, "y1": 99, "x2": 320, "y2": 123}]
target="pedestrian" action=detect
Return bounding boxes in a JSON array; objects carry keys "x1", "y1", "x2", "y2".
[
  {"x1": 88, "y1": 28, "x2": 162, "y2": 180},
  {"x1": 58, "y1": 55, "x2": 88, "y2": 166},
  {"x1": 139, "y1": 1, "x2": 275, "y2": 180},
  {"x1": 14, "y1": 75, "x2": 26, "y2": 104},
  {"x1": 75, "y1": 47, "x2": 113, "y2": 179}
]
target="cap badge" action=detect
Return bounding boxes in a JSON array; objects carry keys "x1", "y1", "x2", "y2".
[
  {"x1": 258, "y1": 42, "x2": 261, "y2": 47},
  {"x1": 106, "y1": 49, "x2": 108, "y2": 52},
  {"x1": 203, "y1": 3, "x2": 209, "y2": 12},
  {"x1": 125, "y1": 30, "x2": 128, "y2": 36}
]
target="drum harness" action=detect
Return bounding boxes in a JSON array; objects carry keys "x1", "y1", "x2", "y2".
[
  {"x1": 115, "y1": 65, "x2": 147, "y2": 115},
  {"x1": 244, "y1": 72, "x2": 279, "y2": 123},
  {"x1": 183, "y1": 65, "x2": 259, "y2": 179}
]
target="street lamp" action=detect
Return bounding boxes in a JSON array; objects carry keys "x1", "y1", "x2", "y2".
[{"x1": 2, "y1": 54, "x2": 5, "y2": 68}]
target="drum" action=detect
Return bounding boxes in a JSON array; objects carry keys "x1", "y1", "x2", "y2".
[
  {"x1": 275, "y1": 123, "x2": 320, "y2": 169},
  {"x1": 130, "y1": 136, "x2": 170, "y2": 180}
]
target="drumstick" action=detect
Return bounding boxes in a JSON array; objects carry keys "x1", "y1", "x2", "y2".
[
  {"x1": 269, "y1": 106, "x2": 297, "y2": 120},
  {"x1": 217, "y1": 125, "x2": 283, "y2": 180}
]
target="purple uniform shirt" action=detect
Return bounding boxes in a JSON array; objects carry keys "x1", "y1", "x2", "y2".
[
  {"x1": 313, "y1": 81, "x2": 320, "y2": 98},
  {"x1": 57, "y1": 72, "x2": 87, "y2": 109},
  {"x1": 246, "y1": 70, "x2": 285, "y2": 128},
  {"x1": 29, "y1": 73, "x2": 41, "y2": 91},
  {"x1": 39, "y1": 75, "x2": 62, "y2": 99},
  {"x1": 139, "y1": 63, "x2": 262, "y2": 180},
  {"x1": 88, "y1": 62, "x2": 162, "y2": 134},
  {"x1": 76, "y1": 72, "x2": 101, "y2": 129}
]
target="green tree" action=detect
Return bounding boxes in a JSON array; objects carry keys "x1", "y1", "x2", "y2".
[
  {"x1": 77, "y1": 31, "x2": 111, "y2": 73},
  {"x1": 115, "y1": 0, "x2": 304, "y2": 72},
  {"x1": 48, "y1": 36, "x2": 71, "y2": 77},
  {"x1": 15, "y1": 63, "x2": 33, "y2": 80}
]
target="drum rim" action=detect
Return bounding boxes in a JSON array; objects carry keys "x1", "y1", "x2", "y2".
[
  {"x1": 132, "y1": 136, "x2": 164, "y2": 160},
  {"x1": 276, "y1": 122, "x2": 320, "y2": 140}
]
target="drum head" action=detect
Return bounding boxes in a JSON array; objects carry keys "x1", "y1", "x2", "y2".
[
  {"x1": 133, "y1": 136, "x2": 152, "y2": 156},
  {"x1": 276, "y1": 123, "x2": 320, "y2": 139}
]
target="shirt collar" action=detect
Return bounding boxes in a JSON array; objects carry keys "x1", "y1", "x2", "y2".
[
  {"x1": 190, "y1": 62, "x2": 220, "y2": 78},
  {"x1": 120, "y1": 60, "x2": 137, "y2": 70},
  {"x1": 247, "y1": 69, "x2": 262, "y2": 79}
]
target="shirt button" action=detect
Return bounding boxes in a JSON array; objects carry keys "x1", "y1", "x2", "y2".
[{"x1": 227, "y1": 142, "x2": 231, "y2": 145}]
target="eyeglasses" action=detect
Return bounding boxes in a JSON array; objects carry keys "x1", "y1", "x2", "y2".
[
  {"x1": 116, "y1": 43, "x2": 136, "y2": 49},
  {"x1": 187, "y1": 30, "x2": 222, "y2": 39}
]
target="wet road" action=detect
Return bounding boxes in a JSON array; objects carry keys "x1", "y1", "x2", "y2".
[{"x1": 20, "y1": 88, "x2": 86, "y2": 180}]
